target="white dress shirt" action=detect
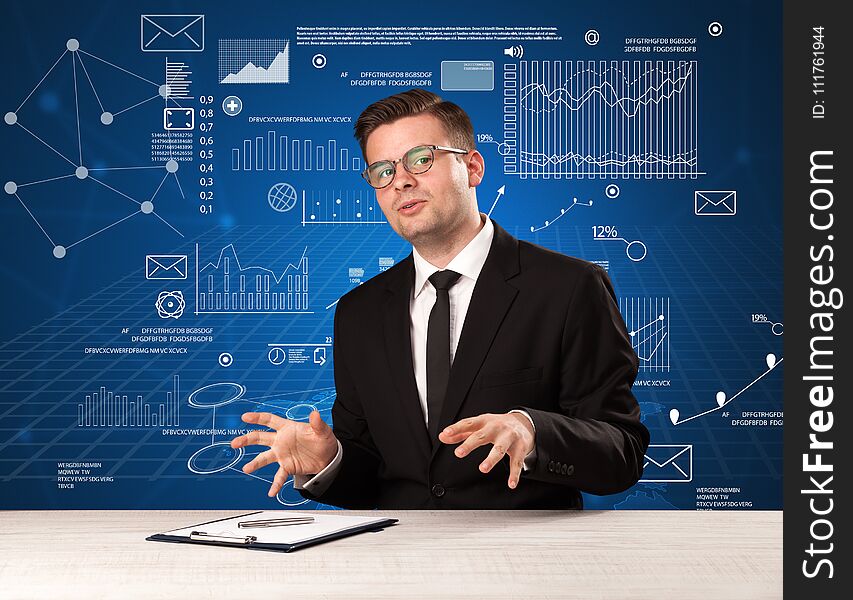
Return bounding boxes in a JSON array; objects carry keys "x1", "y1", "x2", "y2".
[{"x1": 296, "y1": 214, "x2": 536, "y2": 495}]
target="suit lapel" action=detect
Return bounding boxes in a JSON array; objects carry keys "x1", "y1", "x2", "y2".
[
  {"x1": 432, "y1": 221, "x2": 520, "y2": 457},
  {"x1": 381, "y1": 255, "x2": 432, "y2": 459}
]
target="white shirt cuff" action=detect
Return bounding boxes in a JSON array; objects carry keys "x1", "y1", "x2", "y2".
[
  {"x1": 293, "y1": 438, "x2": 343, "y2": 495},
  {"x1": 508, "y1": 409, "x2": 537, "y2": 471}
]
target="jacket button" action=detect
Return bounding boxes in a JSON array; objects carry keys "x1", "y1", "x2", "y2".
[
  {"x1": 561, "y1": 464, "x2": 568, "y2": 475},
  {"x1": 431, "y1": 484, "x2": 445, "y2": 498},
  {"x1": 566, "y1": 464, "x2": 574, "y2": 476},
  {"x1": 548, "y1": 460, "x2": 555, "y2": 472}
]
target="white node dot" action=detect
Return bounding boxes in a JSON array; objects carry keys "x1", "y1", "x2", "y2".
[
  {"x1": 66, "y1": 39, "x2": 79, "y2": 51},
  {"x1": 4, "y1": 112, "x2": 17, "y2": 125},
  {"x1": 159, "y1": 84, "x2": 171, "y2": 98},
  {"x1": 828, "y1": 235, "x2": 834, "y2": 241},
  {"x1": 53, "y1": 245, "x2": 67, "y2": 259},
  {"x1": 75, "y1": 166, "x2": 88, "y2": 179},
  {"x1": 165, "y1": 159, "x2": 179, "y2": 173},
  {"x1": 100, "y1": 112, "x2": 113, "y2": 125},
  {"x1": 141, "y1": 201, "x2": 154, "y2": 214},
  {"x1": 4, "y1": 181, "x2": 17, "y2": 194}
]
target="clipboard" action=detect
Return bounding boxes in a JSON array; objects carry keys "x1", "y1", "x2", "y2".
[{"x1": 146, "y1": 510, "x2": 398, "y2": 553}]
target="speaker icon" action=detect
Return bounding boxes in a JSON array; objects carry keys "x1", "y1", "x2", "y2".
[{"x1": 503, "y1": 45, "x2": 524, "y2": 59}]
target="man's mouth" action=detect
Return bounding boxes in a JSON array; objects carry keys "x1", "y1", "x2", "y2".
[{"x1": 398, "y1": 200, "x2": 423, "y2": 211}]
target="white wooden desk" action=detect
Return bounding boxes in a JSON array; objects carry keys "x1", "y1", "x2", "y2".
[{"x1": 0, "y1": 510, "x2": 781, "y2": 599}]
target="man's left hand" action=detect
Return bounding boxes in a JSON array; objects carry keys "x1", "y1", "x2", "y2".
[{"x1": 438, "y1": 413, "x2": 535, "y2": 490}]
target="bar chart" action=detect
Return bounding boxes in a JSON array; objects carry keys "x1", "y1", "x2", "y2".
[
  {"x1": 77, "y1": 375, "x2": 180, "y2": 427},
  {"x1": 195, "y1": 243, "x2": 311, "y2": 314},
  {"x1": 230, "y1": 133, "x2": 362, "y2": 172}
]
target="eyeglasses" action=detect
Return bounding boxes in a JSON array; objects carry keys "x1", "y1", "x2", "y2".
[{"x1": 361, "y1": 144, "x2": 469, "y2": 189}]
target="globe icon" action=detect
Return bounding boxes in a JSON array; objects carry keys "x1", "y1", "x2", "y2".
[{"x1": 268, "y1": 183, "x2": 298, "y2": 212}]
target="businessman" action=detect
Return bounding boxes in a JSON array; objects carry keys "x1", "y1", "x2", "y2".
[{"x1": 230, "y1": 89, "x2": 649, "y2": 509}]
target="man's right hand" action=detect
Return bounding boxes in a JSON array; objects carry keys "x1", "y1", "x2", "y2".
[{"x1": 230, "y1": 410, "x2": 338, "y2": 497}]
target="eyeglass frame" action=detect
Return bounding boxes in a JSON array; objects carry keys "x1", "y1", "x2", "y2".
[{"x1": 361, "y1": 144, "x2": 470, "y2": 189}]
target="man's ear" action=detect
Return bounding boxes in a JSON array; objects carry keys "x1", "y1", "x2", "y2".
[{"x1": 466, "y1": 150, "x2": 485, "y2": 187}]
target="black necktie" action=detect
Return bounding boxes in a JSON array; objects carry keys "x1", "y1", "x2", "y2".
[{"x1": 426, "y1": 270, "x2": 462, "y2": 440}]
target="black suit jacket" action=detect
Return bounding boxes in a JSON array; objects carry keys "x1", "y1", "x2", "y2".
[{"x1": 300, "y1": 221, "x2": 649, "y2": 509}]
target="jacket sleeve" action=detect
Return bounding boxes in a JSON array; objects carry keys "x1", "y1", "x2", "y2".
[
  {"x1": 515, "y1": 264, "x2": 650, "y2": 495},
  {"x1": 298, "y1": 296, "x2": 382, "y2": 508}
]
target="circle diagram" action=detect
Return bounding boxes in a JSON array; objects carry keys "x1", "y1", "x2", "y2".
[
  {"x1": 285, "y1": 403, "x2": 317, "y2": 421},
  {"x1": 276, "y1": 479, "x2": 311, "y2": 506},
  {"x1": 188, "y1": 442, "x2": 245, "y2": 475},
  {"x1": 187, "y1": 382, "x2": 246, "y2": 408}
]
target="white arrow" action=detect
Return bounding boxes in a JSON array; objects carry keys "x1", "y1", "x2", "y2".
[{"x1": 487, "y1": 185, "x2": 506, "y2": 218}]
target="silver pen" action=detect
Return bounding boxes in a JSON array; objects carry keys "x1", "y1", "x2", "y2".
[{"x1": 237, "y1": 516, "x2": 315, "y2": 528}]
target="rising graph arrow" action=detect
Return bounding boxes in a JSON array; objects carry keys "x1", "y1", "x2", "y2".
[{"x1": 487, "y1": 185, "x2": 506, "y2": 218}]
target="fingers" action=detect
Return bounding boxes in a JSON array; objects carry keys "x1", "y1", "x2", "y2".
[
  {"x1": 506, "y1": 442, "x2": 526, "y2": 490},
  {"x1": 451, "y1": 424, "x2": 497, "y2": 459},
  {"x1": 477, "y1": 435, "x2": 517, "y2": 474},
  {"x1": 438, "y1": 415, "x2": 487, "y2": 444},
  {"x1": 308, "y1": 410, "x2": 331, "y2": 435},
  {"x1": 268, "y1": 465, "x2": 290, "y2": 498},
  {"x1": 230, "y1": 429, "x2": 275, "y2": 449},
  {"x1": 242, "y1": 449, "x2": 276, "y2": 475},
  {"x1": 241, "y1": 411, "x2": 288, "y2": 430}
]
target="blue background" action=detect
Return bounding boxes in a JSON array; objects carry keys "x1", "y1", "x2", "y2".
[{"x1": 0, "y1": 0, "x2": 782, "y2": 509}]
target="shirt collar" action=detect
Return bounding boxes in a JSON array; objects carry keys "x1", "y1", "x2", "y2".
[{"x1": 412, "y1": 213, "x2": 494, "y2": 299}]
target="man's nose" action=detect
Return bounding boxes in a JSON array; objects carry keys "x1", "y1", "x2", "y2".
[{"x1": 392, "y1": 161, "x2": 417, "y2": 191}]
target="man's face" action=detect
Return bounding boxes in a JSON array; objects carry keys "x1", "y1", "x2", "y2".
[{"x1": 364, "y1": 113, "x2": 481, "y2": 245}]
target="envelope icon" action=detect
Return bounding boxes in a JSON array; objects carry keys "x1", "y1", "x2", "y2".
[
  {"x1": 141, "y1": 14, "x2": 205, "y2": 52},
  {"x1": 639, "y1": 444, "x2": 693, "y2": 483},
  {"x1": 146, "y1": 255, "x2": 188, "y2": 280},
  {"x1": 694, "y1": 190, "x2": 736, "y2": 216}
]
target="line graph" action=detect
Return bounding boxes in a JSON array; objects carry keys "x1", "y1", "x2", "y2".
[
  {"x1": 619, "y1": 297, "x2": 670, "y2": 372},
  {"x1": 530, "y1": 196, "x2": 592, "y2": 232},
  {"x1": 302, "y1": 189, "x2": 386, "y2": 225},
  {"x1": 218, "y1": 39, "x2": 290, "y2": 84},
  {"x1": 503, "y1": 60, "x2": 700, "y2": 179},
  {"x1": 670, "y1": 354, "x2": 783, "y2": 425},
  {"x1": 195, "y1": 243, "x2": 311, "y2": 314}
]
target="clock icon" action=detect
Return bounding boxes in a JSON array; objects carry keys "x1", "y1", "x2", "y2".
[
  {"x1": 268, "y1": 347, "x2": 287, "y2": 365},
  {"x1": 163, "y1": 108, "x2": 194, "y2": 130}
]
